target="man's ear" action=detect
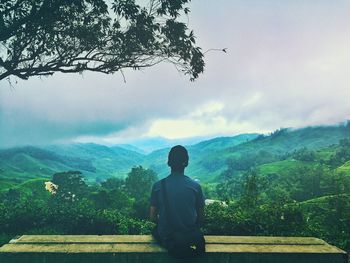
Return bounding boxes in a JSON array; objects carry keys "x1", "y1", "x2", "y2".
[{"x1": 183, "y1": 162, "x2": 188, "y2": 168}]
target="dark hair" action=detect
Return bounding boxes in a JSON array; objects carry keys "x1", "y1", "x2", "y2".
[{"x1": 168, "y1": 145, "x2": 189, "y2": 170}]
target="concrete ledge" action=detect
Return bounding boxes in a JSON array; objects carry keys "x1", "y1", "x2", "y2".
[{"x1": 0, "y1": 235, "x2": 348, "y2": 263}]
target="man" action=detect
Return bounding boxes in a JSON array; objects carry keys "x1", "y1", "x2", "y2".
[{"x1": 149, "y1": 145, "x2": 205, "y2": 258}]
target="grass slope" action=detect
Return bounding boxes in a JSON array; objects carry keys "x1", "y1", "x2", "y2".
[
  {"x1": 258, "y1": 160, "x2": 312, "y2": 176},
  {"x1": 337, "y1": 161, "x2": 350, "y2": 174},
  {"x1": 0, "y1": 144, "x2": 145, "y2": 185},
  {"x1": 222, "y1": 125, "x2": 350, "y2": 159}
]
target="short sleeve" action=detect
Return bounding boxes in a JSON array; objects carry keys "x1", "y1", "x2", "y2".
[
  {"x1": 195, "y1": 184, "x2": 205, "y2": 209},
  {"x1": 150, "y1": 183, "x2": 159, "y2": 207}
]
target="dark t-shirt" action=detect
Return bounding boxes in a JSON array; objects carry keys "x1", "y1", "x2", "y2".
[{"x1": 150, "y1": 173, "x2": 205, "y2": 239}]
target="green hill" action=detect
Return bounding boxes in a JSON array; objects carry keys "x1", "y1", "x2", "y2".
[
  {"x1": 45, "y1": 143, "x2": 145, "y2": 180},
  {"x1": 142, "y1": 133, "x2": 259, "y2": 181},
  {"x1": 169, "y1": 125, "x2": 349, "y2": 182},
  {"x1": 0, "y1": 144, "x2": 145, "y2": 184},
  {"x1": 221, "y1": 125, "x2": 350, "y2": 159},
  {"x1": 0, "y1": 147, "x2": 74, "y2": 181},
  {"x1": 0, "y1": 124, "x2": 349, "y2": 187},
  {"x1": 0, "y1": 178, "x2": 50, "y2": 201},
  {"x1": 337, "y1": 161, "x2": 350, "y2": 174},
  {"x1": 258, "y1": 159, "x2": 312, "y2": 176}
]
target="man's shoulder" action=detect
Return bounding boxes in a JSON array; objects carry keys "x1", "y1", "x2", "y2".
[
  {"x1": 152, "y1": 175, "x2": 201, "y2": 189},
  {"x1": 182, "y1": 175, "x2": 203, "y2": 192},
  {"x1": 183, "y1": 175, "x2": 200, "y2": 184},
  {"x1": 151, "y1": 179, "x2": 162, "y2": 192}
]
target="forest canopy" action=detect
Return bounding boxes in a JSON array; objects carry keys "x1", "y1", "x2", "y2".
[{"x1": 0, "y1": 0, "x2": 204, "y2": 81}]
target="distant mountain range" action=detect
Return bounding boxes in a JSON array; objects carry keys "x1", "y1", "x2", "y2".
[
  {"x1": 1, "y1": 124, "x2": 350, "y2": 186},
  {"x1": 115, "y1": 136, "x2": 210, "y2": 153}
]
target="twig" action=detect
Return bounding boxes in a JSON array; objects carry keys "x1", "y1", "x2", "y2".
[
  {"x1": 120, "y1": 69, "x2": 126, "y2": 83},
  {"x1": 203, "y1": 48, "x2": 227, "y2": 55}
]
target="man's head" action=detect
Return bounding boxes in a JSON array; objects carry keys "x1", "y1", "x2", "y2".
[{"x1": 168, "y1": 145, "x2": 189, "y2": 172}]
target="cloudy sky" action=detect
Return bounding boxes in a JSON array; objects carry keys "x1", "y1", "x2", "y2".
[{"x1": 1, "y1": 0, "x2": 350, "y2": 148}]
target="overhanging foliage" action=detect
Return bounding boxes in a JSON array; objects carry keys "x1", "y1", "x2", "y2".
[{"x1": 0, "y1": 0, "x2": 204, "y2": 81}]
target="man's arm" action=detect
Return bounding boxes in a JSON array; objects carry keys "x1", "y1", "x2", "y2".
[
  {"x1": 149, "y1": 206, "x2": 157, "y2": 223},
  {"x1": 196, "y1": 206, "x2": 204, "y2": 227},
  {"x1": 149, "y1": 182, "x2": 158, "y2": 223},
  {"x1": 196, "y1": 185, "x2": 205, "y2": 227}
]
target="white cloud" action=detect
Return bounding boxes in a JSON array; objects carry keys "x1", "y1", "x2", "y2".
[
  {"x1": 189, "y1": 101, "x2": 225, "y2": 118},
  {"x1": 1, "y1": 0, "x2": 350, "y2": 147},
  {"x1": 147, "y1": 117, "x2": 267, "y2": 139},
  {"x1": 146, "y1": 101, "x2": 267, "y2": 139}
]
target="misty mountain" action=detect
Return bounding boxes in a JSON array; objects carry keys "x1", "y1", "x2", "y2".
[
  {"x1": 121, "y1": 136, "x2": 212, "y2": 153},
  {"x1": 143, "y1": 133, "x2": 260, "y2": 181},
  {"x1": 114, "y1": 144, "x2": 146, "y2": 155},
  {"x1": 0, "y1": 143, "x2": 144, "y2": 184},
  {"x1": 0, "y1": 124, "x2": 349, "y2": 186}
]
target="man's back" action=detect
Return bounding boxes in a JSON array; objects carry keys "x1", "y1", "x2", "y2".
[
  {"x1": 150, "y1": 173, "x2": 205, "y2": 240},
  {"x1": 149, "y1": 145, "x2": 206, "y2": 258}
]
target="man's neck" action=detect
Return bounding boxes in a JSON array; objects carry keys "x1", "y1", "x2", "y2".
[{"x1": 170, "y1": 169, "x2": 185, "y2": 175}]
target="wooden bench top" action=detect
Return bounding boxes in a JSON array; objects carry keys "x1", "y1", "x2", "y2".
[{"x1": 0, "y1": 235, "x2": 348, "y2": 263}]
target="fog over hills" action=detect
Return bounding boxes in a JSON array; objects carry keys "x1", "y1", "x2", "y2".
[{"x1": 0, "y1": 124, "x2": 349, "y2": 186}]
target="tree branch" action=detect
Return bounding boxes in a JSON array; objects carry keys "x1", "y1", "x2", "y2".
[{"x1": 0, "y1": 0, "x2": 204, "y2": 82}]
